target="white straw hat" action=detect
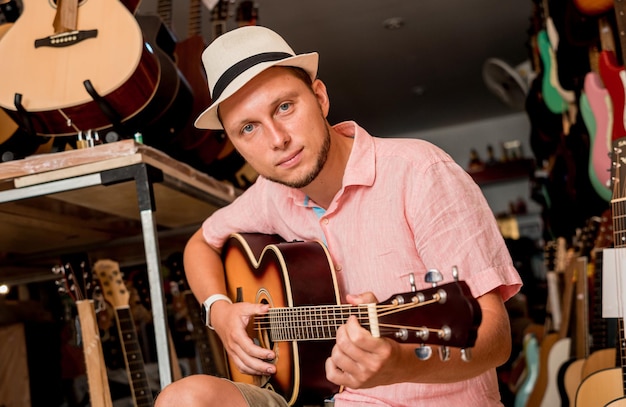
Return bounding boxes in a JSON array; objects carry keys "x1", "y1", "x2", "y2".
[{"x1": 194, "y1": 25, "x2": 319, "y2": 130}]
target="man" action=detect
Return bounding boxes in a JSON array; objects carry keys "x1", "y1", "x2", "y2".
[{"x1": 155, "y1": 25, "x2": 522, "y2": 406}]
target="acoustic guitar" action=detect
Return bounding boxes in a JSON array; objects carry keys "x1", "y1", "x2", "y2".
[
  {"x1": 221, "y1": 233, "x2": 482, "y2": 406},
  {"x1": 576, "y1": 125, "x2": 626, "y2": 406},
  {"x1": 94, "y1": 259, "x2": 153, "y2": 407},
  {"x1": 55, "y1": 256, "x2": 113, "y2": 407},
  {"x1": 0, "y1": 0, "x2": 161, "y2": 137}
]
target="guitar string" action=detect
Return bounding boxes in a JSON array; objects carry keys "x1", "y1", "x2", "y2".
[{"x1": 253, "y1": 297, "x2": 445, "y2": 339}]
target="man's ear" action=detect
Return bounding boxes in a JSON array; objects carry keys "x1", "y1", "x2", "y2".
[{"x1": 312, "y1": 79, "x2": 330, "y2": 117}]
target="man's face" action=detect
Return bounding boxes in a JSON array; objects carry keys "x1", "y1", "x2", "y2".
[{"x1": 218, "y1": 67, "x2": 330, "y2": 188}]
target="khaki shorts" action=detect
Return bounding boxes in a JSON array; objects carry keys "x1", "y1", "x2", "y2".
[
  {"x1": 231, "y1": 380, "x2": 334, "y2": 407},
  {"x1": 232, "y1": 381, "x2": 289, "y2": 406}
]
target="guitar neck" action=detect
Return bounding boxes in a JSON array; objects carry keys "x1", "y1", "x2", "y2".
[
  {"x1": 114, "y1": 307, "x2": 152, "y2": 407},
  {"x1": 188, "y1": 0, "x2": 202, "y2": 37},
  {"x1": 614, "y1": 0, "x2": 626, "y2": 65},
  {"x1": 76, "y1": 300, "x2": 113, "y2": 407},
  {"x1": 264, "y1": 303, "x2": 378, "y2": 342}
]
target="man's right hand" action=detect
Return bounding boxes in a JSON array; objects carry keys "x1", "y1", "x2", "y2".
[{"x1": 212, "y1": 300, "x2": 277, "y2": 376}]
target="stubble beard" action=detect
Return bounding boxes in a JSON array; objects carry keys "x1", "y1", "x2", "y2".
[{"x1": 268, "y1": 124, "x2": 331, "y2": 189}]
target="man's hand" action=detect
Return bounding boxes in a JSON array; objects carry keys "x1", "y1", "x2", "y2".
[
  {"x1": 325, "y1": 292, "x2": 401, "y2": 389},
  {"x1": 212, "y1": 301, "x2": 277, "y2": 376}
]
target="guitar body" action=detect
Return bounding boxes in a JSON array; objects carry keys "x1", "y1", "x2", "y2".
[
  {"x1": 573, "y1": 0, "x2": 613, "y2": 15},
  {"x1": 527, "y1": 332, "x2": 560, "y2": 407},
  {"x1": 539, "y1": 337, "x2": 571, "y2": 407},
  {"x1": 599, "y1": 51, "x2": 626, "y2": 142},
  {"x1": 583, "y1": 72, "x2": 613, "y2": 201},
  {"x1": 538, "y1": 30, "x2": 567, "y2": 114},
  {"x1": 515, "y1": 333, "x2": 540, "y2": 407},
  {"x1": 0, "y1": 23, "x2": 18, "y2": 146},
  {"x1": 172, "y1": 33, "x2": 228, "y2": 165},
  {"x1": 582, "y1": 347, "x2": 616, "y2": 377},
  {"x1": 562, "y1": 357, "x2": 583, "y2": 406},
  {"x1": 575, "y1": 367, "x2": 623, "y2": 407},
  {"x1": 132, "y1": 13, "x2": 193, "y2": 151},
  {"x1": 0, "y1": 0, "x2": 160, "y2": 136},
  {"x1": 223, "y1": 233, "x2": 341, "y2": 406}
]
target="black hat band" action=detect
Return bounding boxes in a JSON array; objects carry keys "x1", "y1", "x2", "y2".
[{"x1": 212, "y1": 52, "x2": 293, "y2": 101}]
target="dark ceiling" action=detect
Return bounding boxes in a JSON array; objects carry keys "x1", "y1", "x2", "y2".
[{"x1": 138, "y1": 0, "x2": 534, "y2": 137}]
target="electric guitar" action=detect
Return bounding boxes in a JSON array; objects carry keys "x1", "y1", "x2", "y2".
[
  {"x1": 222, "y1": 233, "x2": 482, "y2": 406},
  {"x1": 94, "y1": 259, "x2": 153, "y2": 407},
  {"x1": 54, "y1": 256, "x2": 113, "y2": 407},
  {"x1": 0, "y1": 0, "x2": 161, "y2": 137}
]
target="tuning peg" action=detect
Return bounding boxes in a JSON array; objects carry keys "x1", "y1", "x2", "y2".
[
  {"x1": 438, "y1": 346, "x2": 450, "y2": 361},
  {"x1": 424, "y1": 269, "x2": 443, "y2": 286},
  {"x1": 51, "y1": 265, "x2": 64, "y2": 274},
  {"x1": 452, "y1": 265, "x2": 459, "y2": 281},
  {"x1": 460, "y1": 348, "x2": 472, "y2": 362},
  {"x1": 414, "y1": 345, "x2": 432, "y2": 360}
]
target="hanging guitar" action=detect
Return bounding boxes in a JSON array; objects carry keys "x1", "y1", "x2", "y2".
[
  {"x1": 221, "y1": 233, "x2": 482, "y2": 406},
  {"x1": 54, "y1": 254, "x2": 113, "y2": 407},
  {"x1": 0, "y1": 0, "x2": 52, "y2": 161},
  {"x1": 155, "y1": 0, "x2": 230, "y2": 169},
  {"x1": 0, "y1": 0, "x2": 164, "y2": 137}
]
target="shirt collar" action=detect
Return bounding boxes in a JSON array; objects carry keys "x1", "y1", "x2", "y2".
[{"x1": 286, "y1": 121, "x2": 376, "y2": 207}]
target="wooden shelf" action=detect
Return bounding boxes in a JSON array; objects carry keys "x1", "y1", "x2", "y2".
[{"x1": 468, "y1": 159, "x2": 534, "y2": 186}]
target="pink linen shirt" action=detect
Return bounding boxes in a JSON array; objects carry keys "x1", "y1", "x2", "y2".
[{"x1": 202, "y1": 121, "x2": 522, "y2": 406}]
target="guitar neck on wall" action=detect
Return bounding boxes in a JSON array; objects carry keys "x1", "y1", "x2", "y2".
[{"x1": 94, "y1": 259, "x2": 153, "y2": 407}]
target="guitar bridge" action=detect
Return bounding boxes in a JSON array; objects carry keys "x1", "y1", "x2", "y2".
[{"x1": 34, "y1": 29, "x2": 98, "y2": 48}]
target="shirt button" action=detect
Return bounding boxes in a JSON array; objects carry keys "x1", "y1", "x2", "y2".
[
  {"x1": 322, "y1": 218, "x2": 329, "y2": 225},
  {"x1": 335, "y1": 264, "x2": 342, "y2": 272}
]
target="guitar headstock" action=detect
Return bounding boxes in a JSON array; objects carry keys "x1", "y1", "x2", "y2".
[
  {"x1": 370, "y1": 269, "x2": 482, "y2": 362},
  {"x1": 53, "y1": 253, "x2": 94, "y2": 302},
  {"x1": 376, "y1": 280, "x2": 481, "y2": 355},
  {"x1": 93, "y1": 259, "x2": 130, "y2": 309}
]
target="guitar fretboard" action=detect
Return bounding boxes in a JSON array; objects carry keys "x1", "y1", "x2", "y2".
[
  {"x1": 264, "y1": 304, "x2": 375, "y2": 342},
  {"x1": 115, "y1": 307, "x2": 152, "y2": 407}
]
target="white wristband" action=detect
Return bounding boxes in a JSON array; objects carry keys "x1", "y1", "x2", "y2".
[{"x1": 202, "y1": 294, "x2": 233, "y2": 330}]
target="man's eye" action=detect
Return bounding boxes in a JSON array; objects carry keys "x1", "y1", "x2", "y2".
[
  {"x1": 278, "y1": 102, "x2": 291, "y2": 112},
  {"x1": 242, "y1": 124, "x2": 254, "y2": 134}
]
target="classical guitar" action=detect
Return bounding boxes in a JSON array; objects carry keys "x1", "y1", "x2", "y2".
[
  {"x1": 94, "y1": 259, "x2": 153, "y2": 407},
  {"x1": 222, "y1": 233, "x2": 482, "y2": 406},
  {"x1": 0, "y1": 0, "x2": 162, "y2": 137},
  {"x1": 55, "y1": 257, "x2": 113, "y2": 407}
]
